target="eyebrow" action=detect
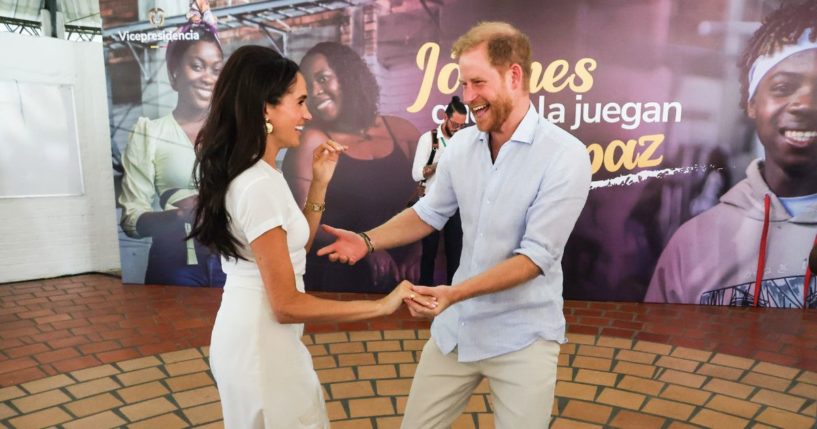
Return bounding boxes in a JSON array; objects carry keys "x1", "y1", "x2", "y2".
[
  {"x1": 768, "y1": 71, "x2": 804, "y2": 80},
  {"x1": 190, "y1": 56, "x2": 220, "y2": 65},
  {"x1": 459, "y1": 76, "x2": 484, "y2": 83}
]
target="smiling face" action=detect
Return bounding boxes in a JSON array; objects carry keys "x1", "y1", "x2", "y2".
[
  {"x1": 458, "y1": 44, "x2": 514, "y2": 133},
  {"x1": 301, "y1": 53, "x2": 342, "y2": 124},
  {"x1": 265, "y1": 73, "x2": 312, "y2": 150},
  {"x1": 172, "y1": 41, "x2": 223, "y2": 112},
  {"x1": 444, "y1": 111, "x2": 468, "y2": 136},
  {"x1": 748, "y1": 49, "x2": 817, "y2": 176}
]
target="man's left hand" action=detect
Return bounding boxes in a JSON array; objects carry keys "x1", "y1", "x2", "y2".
[{"x1": 404, "y1": 284, "x2": 456, "y2": 318}]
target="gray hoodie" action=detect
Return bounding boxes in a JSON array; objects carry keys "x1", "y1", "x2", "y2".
[{"x1": 646, "y1": 159, "x2": 817, "y2": 308}]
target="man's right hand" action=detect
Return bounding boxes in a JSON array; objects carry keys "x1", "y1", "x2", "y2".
[{"x1": 316, "y1": 225, "x2": 369, "y2": 265}]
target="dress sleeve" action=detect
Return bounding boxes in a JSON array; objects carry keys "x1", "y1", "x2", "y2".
[
  {"x1": 233, "y1": 177, "x2": 290, "y2": 243},
  {"x1": 119, "y1": 117, "x2": 156, "y2": 238}
]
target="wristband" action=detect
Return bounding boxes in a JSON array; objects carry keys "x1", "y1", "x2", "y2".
[{"x1": 358, "y1": 231, "x2": 375, "y2": 254}]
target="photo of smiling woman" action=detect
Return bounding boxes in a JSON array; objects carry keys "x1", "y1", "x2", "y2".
[
  {"x1": 118, "y1": 20, "x2": 225, "y2": 286},
  {"x1": 646, "y1": 1, "x2": 817, "y2": 308},
  {"x1": 282, "y1": 41, "x2": 422, "y2": 293}
]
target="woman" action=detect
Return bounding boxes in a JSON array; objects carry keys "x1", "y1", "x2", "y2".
[
  {"x1": 189, "y1": 46, "x2": 430, "y2": 428},
  {"x1": 119, "y1": 20, "x2": 225, "y2": 286},
  {"x1": 282, "y1": 41, "x2": 421, "y2": 293}
]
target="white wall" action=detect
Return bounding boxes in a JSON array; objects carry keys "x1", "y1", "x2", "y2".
[{"x1": 0, "y1": 33, "x2": 120, "y2": 283}]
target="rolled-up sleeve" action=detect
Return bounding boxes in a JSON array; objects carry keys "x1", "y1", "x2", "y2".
[
  {"x1": 514, "y1": 145, "x2": 591, "y2": 275},
  {"x1": 119, "y1": 118, "x2": 156, "y2": 238},
  {"x1": 412, "y1": 143, "x2": 459, "y2": 230}
]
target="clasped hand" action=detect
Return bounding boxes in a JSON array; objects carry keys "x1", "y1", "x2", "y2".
[{"x1": 317, "y1": 226, "x2": 453, "y2": 318}]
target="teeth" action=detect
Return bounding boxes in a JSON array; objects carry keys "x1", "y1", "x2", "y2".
[
  {"x1": 783, "y1": 130, "x2": 817, "y2": 142},
  {"x1": 317, "y1": 99, "x2": 332, "y2": 109},
  {"x1": 295, "y1": 126, "x2": 304, "y2": 132},
  {"x1": 472, "y1": 104, "x2": 487, "y2": 112}
]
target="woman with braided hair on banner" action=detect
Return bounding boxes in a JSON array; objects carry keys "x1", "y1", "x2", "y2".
[
  {"x1": 118, "y1": 17, "x2": 225, "y2": 286},
  {"x1": 282, "y1": 42, "x2": 422, "y2": 293},
  {"x1": 647, "y1": 1, "x2": 817, "y2": 308}
]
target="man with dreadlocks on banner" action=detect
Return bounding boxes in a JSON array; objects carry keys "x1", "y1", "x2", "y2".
[{"x1": 646, "y1": 1, "x2": 817, "y2": 308}]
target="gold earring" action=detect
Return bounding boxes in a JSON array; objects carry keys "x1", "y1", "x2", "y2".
[{"x1": 264, "y1": 119, "x2": 274, "y2": 135}]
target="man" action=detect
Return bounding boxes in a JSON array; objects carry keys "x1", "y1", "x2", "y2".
[
  {"x1": 411, "y1": 95, "x2": 468, "y2": 285},
  {"x1": 646, "y1": 2, "x2": 817, "y2": 308},
  {"x1": 318, "y1": 21, "x2": 591, "y2": 428}
]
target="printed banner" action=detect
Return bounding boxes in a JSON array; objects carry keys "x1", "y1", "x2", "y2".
[{"x1": 101, "y1": 0, "x2": 817, "y2": 307}]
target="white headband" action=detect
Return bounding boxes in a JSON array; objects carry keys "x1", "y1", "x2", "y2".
[{"x1": 747, "y1": 28, "x2": 817, "y2": 100}]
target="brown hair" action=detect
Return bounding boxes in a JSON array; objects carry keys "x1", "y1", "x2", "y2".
[
  {"x1": 188, "y1": 46, "x2": 298, "y2": 261},
  {"x1": 451, "y1": 21, "x2": 532, "y2": 92}
]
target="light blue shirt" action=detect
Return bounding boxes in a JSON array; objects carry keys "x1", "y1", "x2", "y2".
[
  {"x1": 413, "y1": 104, "x2": 591, "y2": 362},
  {"x1": 779, "y1": 193, "x2": 817, "y2": 218}
]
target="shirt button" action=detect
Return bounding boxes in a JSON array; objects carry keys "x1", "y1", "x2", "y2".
[{"x1": 460, "y1": 322, "x2": 465, "y2": 326}]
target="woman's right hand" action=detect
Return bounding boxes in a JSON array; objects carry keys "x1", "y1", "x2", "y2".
[{"x1": 311, "y1": 140, "x2": 347, "y2": 185}]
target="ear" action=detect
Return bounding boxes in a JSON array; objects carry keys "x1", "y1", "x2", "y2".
[
  {"x1": 747, "y1": 97, "x2": 757, "y2": 120},
  {"x1": 168, "y1": 73, "x2": 178, "y2": 91},
  {"x1": 263, "y1": 102, "x2": 274, "y2": 119},
  {"x1": 508, "y1": 63, "x2": 524, "y2": 91}
]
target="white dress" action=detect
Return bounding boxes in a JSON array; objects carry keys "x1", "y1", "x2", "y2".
[{"x1": 209, "y1": 160, "x2": 329, "y2": 428}]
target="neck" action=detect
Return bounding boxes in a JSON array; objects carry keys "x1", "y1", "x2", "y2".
[
  {"x1": 762, "y1": 161, "x2": 817, "y2": 197},
  {"x1": 488, "y1": 96, "x2": 530, "y2": 148},
  {"x1": 331, "y1": 116, "x2": 377, "y2": 137},
  {"x1": 173, "y1": 103, "x2": 207, "y2": 125},
  {"x1": 263, "y1": 138, "x2": 281, "y2": 169}
]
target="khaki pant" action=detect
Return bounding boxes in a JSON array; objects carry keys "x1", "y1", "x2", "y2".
[{"x1": 401, "y1": 338, "x2": 560, "y2": 429}]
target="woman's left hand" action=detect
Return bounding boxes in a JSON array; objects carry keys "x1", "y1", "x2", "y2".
[
  {"x1": 311, "y1": 140, "x2": 347, "y2": 185},
  {"x1": 404, "y1": 284, "x2": 455, "y2": 319}
]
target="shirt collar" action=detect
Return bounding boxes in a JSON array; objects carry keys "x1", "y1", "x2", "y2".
[
  {"x1": 478, "y1": 102, "x2": 539, "y2": 145},
  {"x1": 435, "y1": 124, "x2": 449, "y2": 147}
]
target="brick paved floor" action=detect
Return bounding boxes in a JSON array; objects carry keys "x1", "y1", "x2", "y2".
[{"x1": 1, "y1": 274, "x2": 816, "y2": 428}]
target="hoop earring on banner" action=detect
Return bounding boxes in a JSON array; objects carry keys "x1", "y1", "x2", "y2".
[{"x1": 264, "y1": 119, "x2": 274, "y2": 135}]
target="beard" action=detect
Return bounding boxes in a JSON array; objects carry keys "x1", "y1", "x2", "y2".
[
  {"x1": 476, "y1": 93, "x2": 513, "y2": 133},
  {"x1": 443, "y1": 121, "x2": 453, "y2": 138}
]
